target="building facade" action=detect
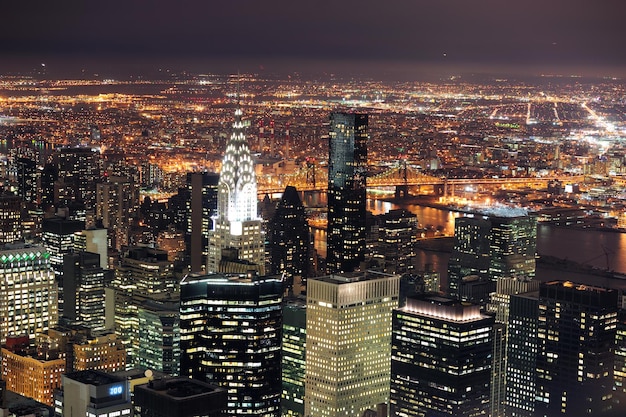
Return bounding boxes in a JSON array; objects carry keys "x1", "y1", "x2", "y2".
[
  {"x1": 305, "y1": 271, "x2": 399, "y2": 417},
  {"x1": 180, "y1": 273, "x2": 282, "y2": 417},
  {"x1": 326, "y1": 112, "x2": 368, "y2": 274},
  {"x1": 0, "y1": 245, "x2": 57, "y2": 344},
  {"x1": 390, "y1": 295, "x2": 493, "y2": 417},
  {"x1": 207, "y1": 107, "x2": 264, "y2": 274}
]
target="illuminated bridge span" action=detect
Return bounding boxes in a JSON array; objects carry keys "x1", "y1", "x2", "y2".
[{"x1": 257, "y1": 163, "x2": 584, "y2": 195}]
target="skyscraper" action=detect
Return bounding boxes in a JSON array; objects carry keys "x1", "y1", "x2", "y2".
[
  {"x1": 180, "y1": 273, "x2": 282, "y2": 417},
  {"x1": 186, "y1": 171, "x2": 219, "y2": 273},
  {"x1": 535, "y1": 281, "x2": 618, "y2": 417},
  {"x1": 448, "y1": 210, "x2": 537, "y2": 300},
  {"x1": 326, "y1": 112, "x2": 368, "y2": 274},
  {"x1": 0, "y1": 194, "x2": 22, "y2": 244},
  {"x1": 207, "y1": 106, "x2": 264, "y2": 274},
  {"x1": 96, "y1": 176, "x2": 138, "y2": 250},
  {"x1": 268, "y1": 186, "x2": 310, "y2": 291},
  {"x1": 305, "y1": 271, "x2": 399, "y2": 417},
  {"x1": 390, "y1": 295, "x2": 493, "y2": 417},
  {"x1": 53, "y1": 146, "x2": 102, "y2": 208},
  {"x1": 0, "y1": 245, "x2": 57, "y2": 344},
  {"x1": 62, "y1": 251, "x2": 106, "y2": 331},
  {"x1": 282, "y1": 298, "x2": 306, "y2": 417}
]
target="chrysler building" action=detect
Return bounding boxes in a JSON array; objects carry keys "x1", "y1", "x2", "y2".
[{"x1": 207, "y1": 106, "x2": 264, "y2": 274}]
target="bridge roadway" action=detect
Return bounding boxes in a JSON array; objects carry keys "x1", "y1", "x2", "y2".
[{"x1": 257, "y1": 175, "x2": 584, "y2": 195}]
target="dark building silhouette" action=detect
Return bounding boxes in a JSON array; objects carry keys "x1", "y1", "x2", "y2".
[
  {"x1": 62, "y1": 251, "x2": 105, "y2": 331},
  {"x1": 535, "y1": 281, "x2": 618, "y2": 417},
  {"x1": 16, "y1": 157, "x2": 39, "y2": 205},
  {"x1": 180, "y1": 273, "x2": 282, "y2": 417},
  {"x1": 390, "y1": 294, "x2": 493, "y2": 417},
  {"x1": 326, "y1": 112, "x2": 368, "y2": 274},
  {"x1": 53, "y1": 147, "x2": 101, "y2": 208},
  {"x1": 268, "y1": 186, "x2": 310, "y2": 291},
  {"x1": 0, "y1": 194, "x2": 23, "y2": 244},
  {"x1": 186, "y1": 171, "x2": 219, "y2": 273}
]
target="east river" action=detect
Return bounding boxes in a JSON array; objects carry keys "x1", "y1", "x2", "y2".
[{"x1": 311, "y1": 197, "x2": 626, "y2": 292}]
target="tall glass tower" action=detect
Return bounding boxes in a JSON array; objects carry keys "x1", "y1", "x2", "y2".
[
  {"x1": 207, "y1": 106, "x2": 264, "y2": 274},
  {"x1": 326, "y1": 113, "x2": 368, "y2": 274}
]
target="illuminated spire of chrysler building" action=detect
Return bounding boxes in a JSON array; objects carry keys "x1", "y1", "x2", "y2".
[{"x1": 207, "y1": 105, "x2": 264, "y2": 274}]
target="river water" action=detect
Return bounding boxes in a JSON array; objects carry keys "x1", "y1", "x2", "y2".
[{"x1": 311, "y1": 197, "x2": 626, "y2": 291}]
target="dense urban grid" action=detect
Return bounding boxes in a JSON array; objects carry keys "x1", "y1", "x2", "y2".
[{"x1": 0, "y1": 71, "x2": 625, "y2": 417}]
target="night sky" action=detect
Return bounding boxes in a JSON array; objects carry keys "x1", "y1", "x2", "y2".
[{"x1": 2, "y1": 0, "x2": 626, "y2": 77}]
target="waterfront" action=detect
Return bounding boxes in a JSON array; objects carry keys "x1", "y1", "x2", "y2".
[{"x1": 312, "y1": 198, "x2": 626, "y2": 291}]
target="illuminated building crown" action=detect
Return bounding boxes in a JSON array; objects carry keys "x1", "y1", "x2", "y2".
[{"x1": 217, "y1": 106, "x2": 258, "y2": 222}]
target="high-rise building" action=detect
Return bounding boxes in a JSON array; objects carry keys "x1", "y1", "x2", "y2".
[
  {"x1": 16, "y1": 157, "x2": 39, "y2": 205},
  {"x1": 96, "y1": 176, "x2": 138, "y2": 250},
  {"x1": 111, "y1": 247, "x2": 177, "y2": 368},
  {"x1": 134, "y1": 378, "x2": 227, "y2": 417},
  {"x1": 268, "y1": 186, "x2": 310, "y2": 291},
  {"x1": 74, "y1": 227, "x2": 108, "y2": 268},
  {"x1": 504, "y1": 291, "x2": 539, "y2": 417},
  {"x1": 326, "y1": 112, "x2": 368, "y2": 274},
  {"x1": 137, "y1": 297, "x2": 181, "y2": 376},
  {"x1": 62, "y1": 251, "x2": 106, "y2": 330},
  {"x1": 180, "y1": 273, "x2": 282, "y2": 417},
  {"x1": 54, "y1": 370, "x2": 132, "y2": 417},
  {"x1": 207, "y1": 107, "x2": 264, "y2": 274},
  {"x1": 305, "y1": 271, "x2": 399, "y2": 417},
  {"x1": 448, "y1": 210, "x2": 537, "y2": 300},
  {"x1": 390, "y1": 295, "x2": 493, "y2": 417},
  {"x1": 0, "y1": 245, "x2": 57, "y2": 344},
  {"x1": 186, "y1": 171, "x2": 219, "y2": 273},
  {"x1": 53, "y1": 147, "x2": 101, "y2": 208},
  {"x1": 616, "y1": 311, "x2": 626, "y2": 404},
  {"x1": 487, "y1": 277, "x2": 540, "y2": 417},
  {"x1": 535, "y1": 281, "x2": 618, "y2": 417},
  {"x1": 42, "y1": 216, "x2": 85, "y2": 314},
  {"x1": 375, "y1": 209, "x2": 418, "y2": 274},
  {"x1": 282, "y1": 298, "x2": 306, "y2": 417},
  {"x1": 0, "y1": 194, "x2": 22, "y2": 244}
]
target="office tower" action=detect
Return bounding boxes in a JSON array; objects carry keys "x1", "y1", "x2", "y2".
[
  {"x1": 282, "y1": 298, "x2": 306, "y2": 417},
  {"x1": 96, "y1": 176, "x2": 138, "y2": 250},
  {"x1": 134, "y1": 378, "x2": 227, "y2": 417},
  {"x1": 0, "y1": 245, "x2": 57, "y2": 344},
  {"x1": 115, "y1": 246, "x2": 176, "y2": 295},
  {"x1": 40, "y1": 162, "x2": 58, "y2": 210},
  {"x1": 268, "y1": 186, "x2": 310, "y2": 291},
  {"x1": 180, "y1": 273, "x2": 282, "y2": 417},
  {"x1": 208, "y1": 107, "x2": 264, "y2": 274},
  {"x1": 137, "y1": 297, "x2": 181, "y2": 376},
  {"x1": 16, "y1": 157, "x2": 39, "y2": 204},
  {"x1": 42, "y1": 216, "x2": 85, "y2": 314},
  {"x1": 54, "y1": 370, "x2": 132, "y2": 417},
  {"x1": 448, "y1": 211, "x2": 537, "y2": 300},
  {"x1": 305, "y1": 271, "x2": 399, "y2": 417},
  {"x1": 1, "y1": 336, "x2": 65, "y2": 407},
  {"x1": 186, "y1": 171, "x2": 219, "y2": 273},
  {"x1": 62, "y1": 251, "x2": 106, "y2": 330},
  {"x1": 376, "y1": 209, "x2": 418, "y2": 274},
  {"x1": 0, "y1": 194, "x2": 22, "y2": 244},
  {"x1": 73, "y1": 333, "x2": 126, "y2": 373},
  {"x1": 326, "y1": 112, "x2": 368, "y2": 274},
  {"x1": 390, "y1": 295, "x2": 493, "y2": 417},
  {"x1": 535, "y1": 281, "x2": 619, "y2": 417},
  {"x1": 505, "y1": 291, "x2": 539, "y2": 417},
  {"x1": 53, "y1": 146, "x2": 101, "y2": 208},
  {"x1": 112, "y1": 247, "x2": 177, "y2": 367},
  {"x1": 487, "y1": 277, "x2": 540, "y2": 417}
]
